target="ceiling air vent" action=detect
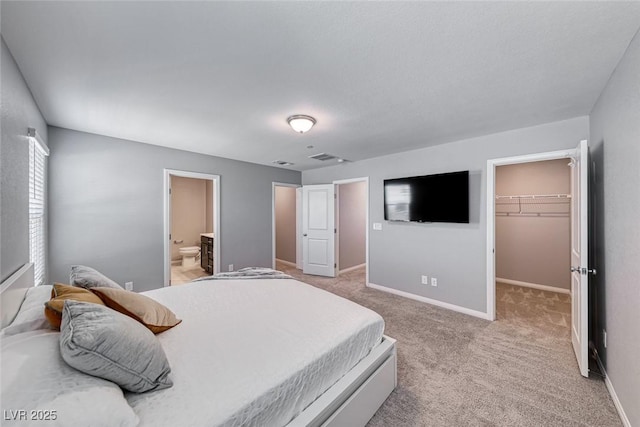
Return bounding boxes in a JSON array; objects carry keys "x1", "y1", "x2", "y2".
[
  {"x1": 272, "y1": 160, "x2": 294, "y2": 166},
  {"x1": 308, "y1": 153, "x2": 338, "y2": 161}
]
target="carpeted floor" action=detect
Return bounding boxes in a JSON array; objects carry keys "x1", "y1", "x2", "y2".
[{"x1": 276, "y1": 262, "x2": 620, "y2": 427}]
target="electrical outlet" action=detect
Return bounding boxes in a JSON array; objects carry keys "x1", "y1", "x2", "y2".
[
  {"x1": 431, "y1": 277, "x2": 438, "y2": 287},
  {"x1": 603, "y1": 329, "x2": 607, "y2": 348},
  {"x1": 421, "y1": 275, "x2": 429, "y2": 285},
  {"x1": 228, "y1": 264, "x2": 234, "y2": 272},
  {"x1": 125, "y1": 281, "x2": 133, "y2": 291}
]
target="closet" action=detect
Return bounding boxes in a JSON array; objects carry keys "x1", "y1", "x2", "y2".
[{"x1": 495, "y1": 159, "x2": 571, "y2": 293}]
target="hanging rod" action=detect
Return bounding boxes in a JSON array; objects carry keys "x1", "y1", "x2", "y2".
[{"x1": 495, "y1": 193, "x2": 571, "y2": 200}]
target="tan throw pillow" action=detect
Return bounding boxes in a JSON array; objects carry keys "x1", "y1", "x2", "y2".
[
  {"x1": 89, "y1": 287, "x2": 181, "y2": 334},
  {"x1": 44, "y1": 283, "x2": 106, "y2": 329}
]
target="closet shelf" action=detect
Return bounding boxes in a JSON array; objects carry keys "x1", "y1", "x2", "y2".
[{"x1": 495, "y1": 194, "x2": 570, "y2": 216}]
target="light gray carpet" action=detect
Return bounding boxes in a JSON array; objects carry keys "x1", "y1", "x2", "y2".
[{"x1": 277, "y1": 263, "x2": 620, "y2": 427}]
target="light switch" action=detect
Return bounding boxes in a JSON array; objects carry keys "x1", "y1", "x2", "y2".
[{"x1": 372, "y1": 223, "x2": 382, "y2": 231}]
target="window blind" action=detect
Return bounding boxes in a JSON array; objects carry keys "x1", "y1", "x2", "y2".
[{"x1": 29, "y1": 137, "x2": 47, "y2": 286}]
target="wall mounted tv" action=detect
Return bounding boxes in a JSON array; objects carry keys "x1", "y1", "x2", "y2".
[{"x1": 384, "y1": 170, "x2": 469, "y2": 223}]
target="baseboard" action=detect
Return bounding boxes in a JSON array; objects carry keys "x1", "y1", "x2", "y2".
[
  {"x1": 275, "y1": 258, "x2": 298, "y2": 268},
  {"x1": 496, "y1": 277, "x2": 570, "y2": 295},
  {"x1": 595, "y1": 353, "x2": 631, "y2": 427},
  {"x1": 339, "y1": 263, "x2": 366, "y2": 274},
  {"x1": 367, "y1": 282, "x2": 491, "y2": 320}
]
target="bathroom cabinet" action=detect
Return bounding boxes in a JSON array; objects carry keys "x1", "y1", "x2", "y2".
[{"x1": 201, "y1": 235, "x2": 214, "y2": 274}]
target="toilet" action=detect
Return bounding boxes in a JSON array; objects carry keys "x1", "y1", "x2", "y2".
[{"x1": 178, "y1": 246, "x2": 201, "y2": 268}]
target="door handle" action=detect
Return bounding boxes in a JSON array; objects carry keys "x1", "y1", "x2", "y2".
[
  {"x1": 571, "y1": 266, "x2": 597, "y2": 275},
  {"x1": 303, "y1": 234, "x2": 308, "y2": 237}
]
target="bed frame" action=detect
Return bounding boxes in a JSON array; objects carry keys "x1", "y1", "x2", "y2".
[
  {"x1": 1, "y1": 264, "x2": 397, "y2": 426},
  {"x1": 288, "y1": 335, "x2": 397, "y2": 427},
  {"x1": 1, "y1": 263, "x2": 34, "y2": 328}
]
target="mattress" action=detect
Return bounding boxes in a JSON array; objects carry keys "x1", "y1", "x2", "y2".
[{"x1": 127, "y1": 278, "x2": 385, "y2": 427}]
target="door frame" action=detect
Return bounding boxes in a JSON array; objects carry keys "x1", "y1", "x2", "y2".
[
  {"x1": 271, "y1": 182, "x2": 302, "y2": 270},
  {"x1": 486, "y1": 149, "x2": 575, "y2": 320},
  {"x1": 163, "y1": 169, "x2": 220, "y2": 287},
  {"x1": 333, "y1": 177, "x2": 370, "y2": 285}
]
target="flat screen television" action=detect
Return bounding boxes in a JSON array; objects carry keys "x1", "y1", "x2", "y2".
[{"x1": 384, "y1": 170, "x2": 469, "y2": 223}]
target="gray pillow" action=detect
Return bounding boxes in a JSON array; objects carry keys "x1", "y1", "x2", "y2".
[
  {"x1": 59, "y1": 300, "x2": 173, "y2": 393},
  {"x1": 70, "y1": 265, "x2": 123, "y2": 289}
]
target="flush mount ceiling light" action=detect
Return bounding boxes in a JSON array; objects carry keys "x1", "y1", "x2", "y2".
[{"x1": 287, "y1": 115, "x2": 316, "y2": 134}]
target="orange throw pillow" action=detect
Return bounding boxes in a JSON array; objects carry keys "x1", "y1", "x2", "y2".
[
  {"x1": 44, "y1": 283, "x2": 105, "y2": 329},
  {"x1": 89, "y1": 287, "x2": 181, "y2": 334}
]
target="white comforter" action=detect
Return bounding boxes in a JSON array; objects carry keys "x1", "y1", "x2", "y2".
[{"x1": 128, "y1": 278, "x2": 384, "y2": 427}]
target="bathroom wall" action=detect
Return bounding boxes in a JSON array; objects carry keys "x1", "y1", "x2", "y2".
[
  {"x1": 170, "y1": 176, "x2": 207, "y2": 261},
  {"x1": 338, "y1": 181, "x2": 367, "y2": 271},
  {"x1": 495, "y1": 159, "x2": 571, "y2": 290},
  {"x1": 275, "y1": 186, "x2": 297, "y2": 264}
]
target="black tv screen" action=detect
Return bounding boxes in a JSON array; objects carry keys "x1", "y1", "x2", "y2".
[{"x1": 384, "y1": 171, "x2": 469, "y2": 223}]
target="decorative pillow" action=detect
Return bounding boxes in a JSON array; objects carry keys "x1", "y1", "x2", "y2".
[
  {"x1": 1, "y1": 330, "x2": 139, "y2": 427},
  {"x1": 44, "y1": 283, "x2": 105, "y2": 329},
  {"x1": 59, "y1": 300, "x2": 173, "y2": 393},
  {"x1": 2, "y1": 285, "x2": 54, "y2": 336},
  {"x1": 70, "y1": 265, "x2": 123, "y2": 290},
  {"x1": 90, "y1": 287, "x2": 182, "y2": 334}
]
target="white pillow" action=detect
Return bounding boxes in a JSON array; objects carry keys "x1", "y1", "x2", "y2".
[
  {"x1": 2, "y1": 285, "x2": 53, "y2": 336},
  {"x1": 1, "y1": 330, "x2": 139, "y2": 427}
]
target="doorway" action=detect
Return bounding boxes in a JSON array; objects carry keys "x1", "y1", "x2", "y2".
[
  {"x1": 163, "y1": 169, "x2": 220, "y2": 287},
  {"x1": 487, "y1": 141, "x2": 591, "y2": 377},
  {"x1": 272, "y1": 178, "x2": 370, "y2": 285},
  {"x1": 335, "y1": 179, "x2": 368, "y2": 283},
  {"x1": 494, "y1": 159, "x2": 572, "y2": 326},
  {"x1": 272, "y1": 183, "x2": 301, "y2": 271}
]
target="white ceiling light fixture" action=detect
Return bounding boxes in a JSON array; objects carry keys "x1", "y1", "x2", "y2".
[{"x1": 287, "y1": 115, "x2": 316, "y2": 134}]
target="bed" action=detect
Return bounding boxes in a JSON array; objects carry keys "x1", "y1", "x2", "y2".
[{"x1": 0, "y1": 264, "x2": 396, "y2": 427}]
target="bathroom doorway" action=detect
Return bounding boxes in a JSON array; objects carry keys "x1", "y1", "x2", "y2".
[{"x1": 163, "y1": 169, "x2": 220, "y2": 286}]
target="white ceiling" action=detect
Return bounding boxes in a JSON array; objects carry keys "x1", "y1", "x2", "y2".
[{"x1": 2, "y1": 1, "x2": 639, "y2": 171}]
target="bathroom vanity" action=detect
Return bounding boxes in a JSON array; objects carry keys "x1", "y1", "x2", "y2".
[{"x1": 200, "y1": 233, "x2": 214, "y2": 274}]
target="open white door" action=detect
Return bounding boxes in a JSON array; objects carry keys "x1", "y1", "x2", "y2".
[
  {"x1": 570, "y1": 140, "x2": 591, "y2": 377},
  {"x1": 302, "y1": 184, "x2": 335, "y2": 277}
]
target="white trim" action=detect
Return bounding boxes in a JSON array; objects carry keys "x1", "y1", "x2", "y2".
[
  {"x1": 296, "y1": 188, "x2": 303, "y2": 269},
  {"x1": 596, "y1": 354, "x2": 631, "y2": 427},
  {"x1": 496, "y1": 278, "x2": 571, "y2": 295},
  {"x1": 275, "y1": 258, "x2": 298, "y2": 268},
  {"x1": 333, "y1": 177, "x2": 370, "y2": 286},
  {"x1": 164, "y1": 169, "x2": 220, "y2": 287},
  {"x1": 486, "y1": 148, "x2": 575, "y2": 321},
  {"x1": 272, "y1": 182, "x2": 302, "y2": 270},
  {"x1": 367, "y1": 282, "x2": 491, "y2": 320},
  {"x1": 339, "y1": 263, "x2": 366, "y2": 274},
  {"x1": 335, "y1": 184, "x2": 340, "y2": 275}
]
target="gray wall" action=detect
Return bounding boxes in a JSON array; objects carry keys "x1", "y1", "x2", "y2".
[
  {"x1": 274, "y1": 186, "x2": 297, "y2": 264},
  {"x1": 48, "y1": 127, "x2": 300, "y2": 292},
  {"x1": 0, "y1": 37, "x2": 48, "y2": 282},
  {"x1": 589, "y1": 28, "x2": 640, "y2": 426},
  {"x1": 304, "y1": 117, "x2": 588, "y2": 313},
  {"x1": 338, "y1": 181, "x2": 366, "y2": 270},
  {"x1": 495, "y1": 159, "x2": 570, "y2": 290}
]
